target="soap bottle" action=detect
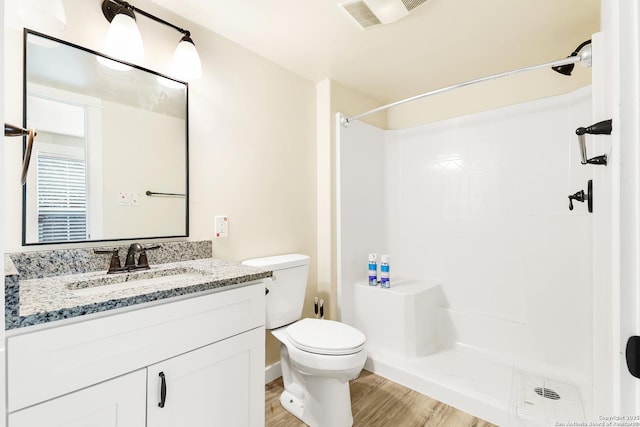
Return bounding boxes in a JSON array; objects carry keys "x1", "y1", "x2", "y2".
[
  {"x1": 368, "y1": 253, "x2": 378, "y2": 286},
  {"x1": 380, "y1": 254, "x2": 390, "y2": 288}
]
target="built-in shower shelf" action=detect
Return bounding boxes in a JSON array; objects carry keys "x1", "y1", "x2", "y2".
[{"x1": 355, "y1": 278, "x2": 445, "y2": 359}]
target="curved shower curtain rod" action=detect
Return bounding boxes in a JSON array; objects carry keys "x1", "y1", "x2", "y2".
[{"x1": 340, "y1": 41, "x2": 592, "y2": 127}]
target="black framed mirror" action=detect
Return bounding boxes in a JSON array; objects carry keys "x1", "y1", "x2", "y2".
[{"x1": 22, "y1": 29, "x2": 189, "y2": 245}]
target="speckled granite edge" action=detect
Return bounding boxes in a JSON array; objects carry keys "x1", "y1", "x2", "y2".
[
  {"x1": 9, "y1": 270, "x2": 270, "y2": 330},
  {"x1": 8, "y1": 240, "x2": 212, "y2": 280},
  {"x1": 4, "y1": 255, "x2": 20, "y2": 329},
  {"x1": 2, "y1": 240, "x2": 281, "y2": 330},
  {"x1": 4, "y1": 254, "x2": 18, "y2": 276}
]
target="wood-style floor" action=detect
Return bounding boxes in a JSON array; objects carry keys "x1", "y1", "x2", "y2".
[{"x1": 265, "y1": 369, "x2": 496, "y2": 427}]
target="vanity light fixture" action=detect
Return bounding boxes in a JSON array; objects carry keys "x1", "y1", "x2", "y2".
[
  {"x1": 101, "y1": 0, "x2": 202, "y2": 80},
  {"x1": 171, "y1": 34, "x2": 203, "y2": 80},
  {"x1": 102, "y1": 1, "x2": 144, "y2": 64}
]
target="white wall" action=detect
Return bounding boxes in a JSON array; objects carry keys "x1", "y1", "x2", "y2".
[{"x1": 340, "y1": 87, "x2": 595, "y2": 384}]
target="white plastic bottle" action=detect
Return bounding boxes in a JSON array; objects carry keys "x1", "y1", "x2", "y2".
[
  {"x1": 380, "y1": 254, "x2": 390, "y2": 288},
  {"x1": 368, "y1": 253, "x2": 378, "y2": 286}
]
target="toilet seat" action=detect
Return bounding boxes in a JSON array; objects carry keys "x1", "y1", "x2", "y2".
[{"x1": 286, "y1": 318, "x2": 366, "y2": 355}]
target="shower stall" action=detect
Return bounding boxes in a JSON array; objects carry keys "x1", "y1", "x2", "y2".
[
  {"x1": 338, "y1": 87, "x2": 593, "y2": 426},
  {"x1": 336, "y1": 18, "x2": 640, "y2": 425}
]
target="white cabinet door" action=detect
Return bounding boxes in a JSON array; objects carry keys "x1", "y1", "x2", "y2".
[
  {"x1": 147, "y1": 327, "x2": 265, "y2": 427},
  {"x1": 8, "y1": 369, "x2": 146, "y2": 427}
]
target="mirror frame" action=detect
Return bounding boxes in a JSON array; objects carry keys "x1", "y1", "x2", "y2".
[{"x1": 21, "y1": 29, "x2": 189, "y2": 246}]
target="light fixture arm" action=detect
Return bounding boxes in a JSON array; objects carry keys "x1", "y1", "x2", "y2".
[
  {"x1": 101, "y1": 0, "x2": 190, "y2": 38},
  {"x1": 100, "y1": 0, "x2": 202, "y2": 80}
]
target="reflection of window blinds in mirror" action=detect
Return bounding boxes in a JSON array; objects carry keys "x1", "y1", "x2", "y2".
[{"x1": 37, "y1": 153, "x2": 87, "y2": 242}]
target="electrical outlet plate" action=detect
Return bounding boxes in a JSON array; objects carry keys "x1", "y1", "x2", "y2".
[
  {"x1": 119, "y1": 192, "x2": 140, "y2": 206},
  {"x1": 214, "y1": 215, "x2": 228, "y2": 238}
]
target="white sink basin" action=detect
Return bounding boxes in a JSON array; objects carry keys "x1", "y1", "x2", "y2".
[{"x1": 66, "y1": 268, "x2": 208, "y2": 297}]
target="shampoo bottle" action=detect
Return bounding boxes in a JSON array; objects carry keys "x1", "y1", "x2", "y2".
[
  {"x1": 380, "y1": 254, "x2": 390, "y2": 288},
  {"x1": 368, "y1": 253, "x2": 378, "y2": 286}
]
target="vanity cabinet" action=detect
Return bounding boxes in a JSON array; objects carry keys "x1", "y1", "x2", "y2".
[
  {"x1": 6, "y1": 282, "x2": 266, "y2": 426},
  {"x1": 8, "y1": 369, "x2": 146, "y2": 427}
]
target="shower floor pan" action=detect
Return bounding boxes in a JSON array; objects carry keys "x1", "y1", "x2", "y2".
[
  {"x1": 355, "y1": 279, "x2": 588, "y2": 426},
  {"x1": 364, "y1": 344, "x2": 586, "y2": 427},
  {"x1": 364, "y1": 346, "x2": 512, "y2": 425}
]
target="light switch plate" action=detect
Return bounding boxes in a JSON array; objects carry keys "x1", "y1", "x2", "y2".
[{"x1": 214, "y1": 215, "x2": 228, "y2": 238}]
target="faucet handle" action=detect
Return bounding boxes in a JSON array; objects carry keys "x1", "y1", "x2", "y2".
[
  {"x1": 136, "y1": 244, "x2": 161, "y2": 269},
  {"x1": 568, "y1": 179, "x2": 593, "y2": 213},
  {"x1": 568, "y1": 190, "x2": 585, "y2": 210},
  {"x1": 94, "y1": 248, "x2": 122, "y2": 274}
]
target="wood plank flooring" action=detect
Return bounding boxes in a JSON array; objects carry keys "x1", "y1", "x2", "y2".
[{"x1": 265, "y1": 369, "x2": 496, "y2": 427}]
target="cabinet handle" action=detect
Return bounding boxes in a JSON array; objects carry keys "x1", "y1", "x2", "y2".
[{"x1": 158, "y1": 371, "x2": 167, "y2": 408}]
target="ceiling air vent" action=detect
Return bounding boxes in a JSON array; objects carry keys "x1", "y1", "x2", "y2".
[
  {"x1": 339, "y1": 0, "x2": 428, "y2": 29},
  {"x1": 340, "y1": 1, "x2": 381, "y2": 28},
  {"x1": 401, "y1": 0, "x2": 427, "y2": 11}
]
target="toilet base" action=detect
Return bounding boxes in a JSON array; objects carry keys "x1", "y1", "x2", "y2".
[
  {"x1": 279, "y1": 390, "x2": 304, "y2": 420},
  {"x1": 279, "y1": 375, "x2": 354, "y2": 427}
]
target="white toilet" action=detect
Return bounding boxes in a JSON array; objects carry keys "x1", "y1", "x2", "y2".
[{"x1": 242, "y1": 254, "x2": 366, "y2": 427}]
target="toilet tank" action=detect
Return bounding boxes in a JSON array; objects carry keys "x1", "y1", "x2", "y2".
[{"x1": 242, "y1": 254, "x2": 309, "y2": 329}]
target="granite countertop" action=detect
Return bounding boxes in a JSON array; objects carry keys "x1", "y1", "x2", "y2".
[{"x1": 5, "y1": 242, "x2": 272, "y2": 330}]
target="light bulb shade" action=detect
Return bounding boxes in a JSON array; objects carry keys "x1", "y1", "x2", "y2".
[
  {"x1": 104, "y1": 11, "x2": 144, "y2": 64},
  {"x1": 18, "y1": 0, "x2": 67, "y2": 33},
  {"x1": 171, "y1": 36, "x2": 202, "y2": 81}
]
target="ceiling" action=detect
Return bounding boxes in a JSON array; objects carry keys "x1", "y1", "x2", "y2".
[{"x1": 148, "y1": 0, "x2": 600, "y2": 104}]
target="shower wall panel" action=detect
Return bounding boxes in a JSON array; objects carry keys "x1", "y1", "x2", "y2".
[
  {"x1": 337, "y1": 119, "x2": 387, "y2": 326},
  {"x1": 338, "y1": 86, "x2": 594, "y2": 384},
  {"x1": 385, "y1": 87, "x2": 593, "y2": 380}
]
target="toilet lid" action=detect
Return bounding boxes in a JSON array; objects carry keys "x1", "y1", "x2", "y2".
[{"x1": 286, "y1": 318, "x2": 366, "y2": 356}]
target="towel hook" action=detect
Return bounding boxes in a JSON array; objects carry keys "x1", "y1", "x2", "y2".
[{"x1": 5, "y1": 123, "x2": 37, "y2": 185}]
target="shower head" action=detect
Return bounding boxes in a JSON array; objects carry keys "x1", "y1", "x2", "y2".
[{"x1": 552, "y1": 39, "x2": 592, "y2": 76}]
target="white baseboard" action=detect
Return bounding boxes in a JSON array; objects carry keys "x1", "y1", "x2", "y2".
[{"x1": 265, "y1": 361, "x2": 282, "y2": 384}]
